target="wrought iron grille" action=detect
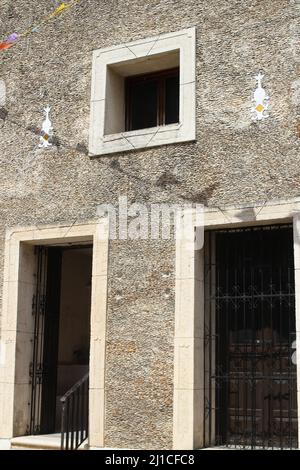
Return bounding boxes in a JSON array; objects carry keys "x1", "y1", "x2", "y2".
[
  {"x1": 204, "y1": 225, "x2": 298, "y2": 449},
  {"x1": 29, "y1": 246, "x2": 62, "y2": 435},
  {"x1": 29, "y1": 246, "x2": 48, "y2": 435}
]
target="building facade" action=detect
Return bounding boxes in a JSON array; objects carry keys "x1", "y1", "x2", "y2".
[{"x1": 0, "y1": 0, "x2": 300, "y2": 450}]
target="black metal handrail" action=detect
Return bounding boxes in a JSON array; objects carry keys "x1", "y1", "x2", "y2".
[{"x1": 60, "y1": 372, "x2": 89, "y2": 450}]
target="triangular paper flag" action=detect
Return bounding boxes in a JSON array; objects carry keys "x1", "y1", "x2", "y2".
[
  {"x1": 7, "y1": 33, "x2": 18, "y2": 43},
  {"x1": 0, "y1": 42, "x2": 13, "y2": 50},
  {"x1": 50, "y1": 3, "x2": 68, "y2": 18}
]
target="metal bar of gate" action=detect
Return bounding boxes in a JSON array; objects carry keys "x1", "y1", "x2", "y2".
[{"x1": 206, "y1": 225, "x2": 298, "y2": 450}]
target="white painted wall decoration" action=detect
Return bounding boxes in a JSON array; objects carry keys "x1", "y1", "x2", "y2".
[
  {"x1": 39, "y1": 105, "x2": 54, "y2": 148},
  {"x1": 252, "y1": 72, "x2": 269, "y2": 121}
]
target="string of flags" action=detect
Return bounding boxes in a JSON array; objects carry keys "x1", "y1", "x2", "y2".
[
  {"x1": 0, "y1": 1, "x2": 84, "y2": 148},
  {"x1": 0, "y1": 0, "x2": 81, "y2": 53}
]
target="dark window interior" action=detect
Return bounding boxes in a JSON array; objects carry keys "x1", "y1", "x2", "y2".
[{"x1": 126, "y1": 68, "x2": 179, "y2": 132}]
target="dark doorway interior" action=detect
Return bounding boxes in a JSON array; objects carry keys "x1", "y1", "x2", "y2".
[
  {"x1": 29, "y1": 245, "x2": 92, "y2": 435},
  {"x1": 206, "y1": 225, "x2": 298, "y2": 449}
]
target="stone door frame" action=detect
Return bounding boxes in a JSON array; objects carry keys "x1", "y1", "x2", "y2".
[
  {"x1": 0, "y1": 220, "x2": 109, "y2": 448},
  {"x1": 173, "y1": 198, "x2": 300, "y2": 449}
]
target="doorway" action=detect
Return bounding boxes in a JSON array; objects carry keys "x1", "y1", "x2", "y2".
[
  {"x1": 29, "y1": 245, "x2": 92, "y2": 435},
  {"x1": 205, "y1": 225, "x2": 298, "y2": 449}
]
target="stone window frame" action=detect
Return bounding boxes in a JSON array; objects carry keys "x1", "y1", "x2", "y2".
[
  {"x1": 173, "y1": 199, "x2": 300, "y2": 449},
  {"x1": 89, "y1": 27, "x2": 196, "y2": 156}
]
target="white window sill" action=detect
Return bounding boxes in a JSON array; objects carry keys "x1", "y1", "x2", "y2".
[
  {"x1": 103, "y1": 122, "x2": 181, "y2": 142},
  {"x1": 89, "y1": 121, "x2": 195, "y2": 157}
]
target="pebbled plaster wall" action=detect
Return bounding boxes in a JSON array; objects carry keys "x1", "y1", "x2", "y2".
[{"x1": 0, "y1": 0, "x2": 299, "y2": 449}]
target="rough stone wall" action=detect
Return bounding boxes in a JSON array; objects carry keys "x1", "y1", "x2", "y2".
[{"x1": 0, "y1": 0, "x2": 299, "y2": 449}]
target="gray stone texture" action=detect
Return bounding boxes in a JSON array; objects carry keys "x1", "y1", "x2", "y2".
[{"x1": 0, "y1": 0, "x2": 299, "y2": 448}]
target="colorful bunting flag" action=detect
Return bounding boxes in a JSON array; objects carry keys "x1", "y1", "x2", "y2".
[
  {"x1": 0, "y1": 42, "x2": 13, "y2": 50},
  {"x1": 50, "y1": 3, "x2": 69, "y2": 18},
  {"x1": 7, "y1": 33, "x2": 18, "y2": 43}
]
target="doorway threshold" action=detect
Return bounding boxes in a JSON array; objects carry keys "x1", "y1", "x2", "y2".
[{"x1": 11, "y1": 434, "x2": 61, "y2": 450}]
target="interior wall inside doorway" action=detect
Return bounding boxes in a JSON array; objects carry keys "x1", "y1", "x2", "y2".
[
  {"x1": 58, "y1": 247, "x2": 92, "y2": 366},
  {"x1": 55, "y1": 247, "x2": 92, "y2": 429}
]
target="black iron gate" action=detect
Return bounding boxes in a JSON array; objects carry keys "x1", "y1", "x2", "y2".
[
  {"x1": 204, "y1": 225, "x2": 298, "y2": 449},
  {"x1": 29, "y1": 247, "x2": 62, "y2": 435}
]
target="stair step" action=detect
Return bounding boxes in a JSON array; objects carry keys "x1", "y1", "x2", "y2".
[
  {"x1": 12, "y1": 446, "x2": 46, "y2": 450},
  {"x1": 10, "y1": 435, "x2": 89, "y2": 450},
  {"x1": 11, "y1": 434, "x2": 61, "y2": 450}
]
